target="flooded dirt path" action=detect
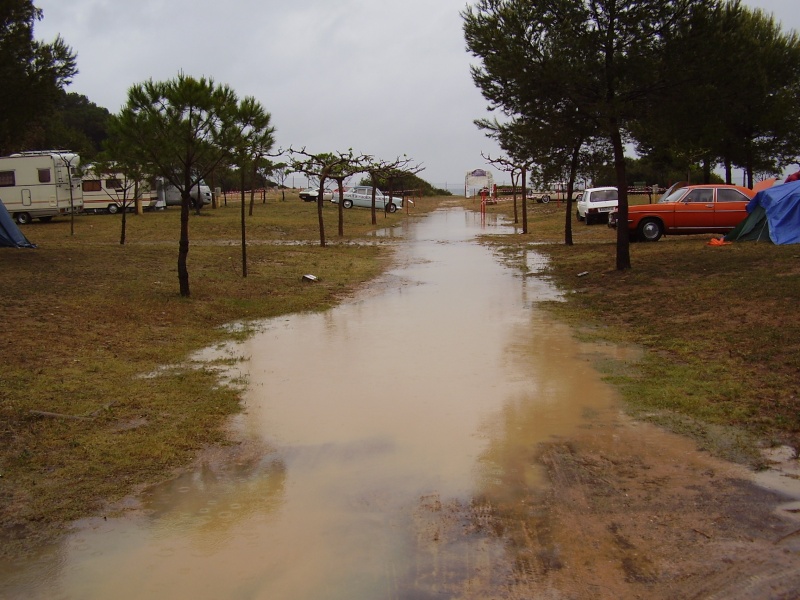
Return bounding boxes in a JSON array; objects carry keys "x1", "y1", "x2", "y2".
[{"x1": 3, "y1": 207, "x2": 800, "y2": 599}]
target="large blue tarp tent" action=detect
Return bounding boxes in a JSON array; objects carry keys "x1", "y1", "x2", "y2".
[
  {"x1": 725, "y1": 180, "x2": 800, "y2": 244},
  {"x1": 0, "y1": 199, "x2": 36, "y2": 248}
]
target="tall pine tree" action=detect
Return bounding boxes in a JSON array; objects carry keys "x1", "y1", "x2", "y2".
[{"x1": 0, "y1": 1, "x2": 77, "y2": 154}]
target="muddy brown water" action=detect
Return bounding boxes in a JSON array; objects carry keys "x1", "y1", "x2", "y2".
[{"x1": 3, "y1": 206, "x2": 799, "y2": 599}]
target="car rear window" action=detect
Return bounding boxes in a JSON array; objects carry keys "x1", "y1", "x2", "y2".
[{"x1": 591, "y1": 190, "x2": 617, "y2": 202}]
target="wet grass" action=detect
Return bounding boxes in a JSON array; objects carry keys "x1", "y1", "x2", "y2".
[
  {"x1": 0, "y1": 191, "x2": 446, "y2": 554},
  {"x1": 481, "y1": 196, "x2": 800, "y2": 465}
]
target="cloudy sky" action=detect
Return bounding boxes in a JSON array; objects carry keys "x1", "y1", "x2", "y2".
[{"x1": 33, "y1": 0, "x2": 799, "y2": 190}]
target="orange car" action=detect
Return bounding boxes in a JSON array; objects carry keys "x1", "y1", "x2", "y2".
[{"x1": 608, "y1": 181, "x2": 774, "y2": 241}]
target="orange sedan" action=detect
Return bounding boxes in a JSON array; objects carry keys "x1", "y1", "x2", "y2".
[{"x1": 608, "y1": 183, "x2": 771, "y2": 242}]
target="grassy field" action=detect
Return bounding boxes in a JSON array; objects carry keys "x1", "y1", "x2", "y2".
[
  {"x1": 2, "y1": 190, "x2": 798, "y2": 555},
  {"x1": 481, "y1": 194, "x2": 800, "y2": 464},
  {"x1": 0, "y1": 191, "x2": 445, "y2": 554}
]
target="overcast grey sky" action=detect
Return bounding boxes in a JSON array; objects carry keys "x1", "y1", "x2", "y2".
[{"x1": 33, "y1": 0, "x2": 799, "y2": 189}]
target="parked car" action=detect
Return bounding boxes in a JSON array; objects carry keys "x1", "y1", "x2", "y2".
[
  {"x1": 299, "y1": 187, "x2": 333, "y2": 202},
  {"x1": 331, "y1": 186, "x2": 403, "y2": 213},
  {"x1": 576, "y1": 186, "x2": 618, "y2": 225},
  {"x1": 607, "y1": 183, "x2": 771, "y2": 241}
]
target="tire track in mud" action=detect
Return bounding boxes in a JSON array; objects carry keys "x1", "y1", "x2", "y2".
[{"x1": 398, "y1": 419, "x2": 800, "y2": 599}]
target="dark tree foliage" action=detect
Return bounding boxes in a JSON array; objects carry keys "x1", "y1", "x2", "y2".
[
  {"x1": 636, "y1": 1, "x2": 800, "y2": 186},
  {"x1": 38, "y1": 91, "x2": 111, "y2": 159},
  {"x1": 0, "y1": 0, "x2": 77, "y2": 154},
  {"x1": 464, "y1": 0, "x2": 709, "y2": 269},
  {"x1": 358, "y1": 171, "x2": 439, "y2": 196}
]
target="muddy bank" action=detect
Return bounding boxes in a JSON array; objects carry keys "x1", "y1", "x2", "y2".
[{"x1": 404, "y1": 411, "x2": 800, "y2": 599}]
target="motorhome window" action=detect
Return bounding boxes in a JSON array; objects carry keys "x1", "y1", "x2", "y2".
[
  {"x1": 83, "y1": 180, "x2": 102, "y2": 192},
  {"x1": 105, "y1": 178, "x2": 123, "y2": 190},
  {"x1": 0, "y1": 171, "x2": 15, "y2": 187},
  {"x1": 38, "y1": 168, "x2": 51, "y2": 183}
]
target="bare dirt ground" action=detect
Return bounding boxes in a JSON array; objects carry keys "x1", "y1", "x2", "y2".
[{"x1": 404, "y1": 413, "x2": 800, "y2": 599}]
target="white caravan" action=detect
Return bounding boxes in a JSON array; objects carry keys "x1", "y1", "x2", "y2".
[
  {"x1": 81, "y1": 167, "x2": 160, "y2": 214},
  {"x1": 0, "y1": 151, "x2": 83, "y2": 223}
]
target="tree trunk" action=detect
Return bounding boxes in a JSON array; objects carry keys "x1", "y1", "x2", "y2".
[
  {"x1": 178, "y1": 195, "x2": 191, "y2": 297},
  {"x1": 120, "y1": 203, "x2": 127, "y2": 245},
  {"x1": 210, "y1": 172, "x2": 218, "y2": 209},
  {"x1": 135, "y1": 180, "x2": 143, "y2": 216},
  {"x1": 611, "y1": 122, "x2": 631, "y2": 270},
  {"x1": 521, "y1": 167, "x2": 528, "y2": 234},
  {"x1": 249, "y1": 164, "x2": 257, "y2": 217},
  {"x1": 370, "y1": 174, "x2": 378, "y2": 225},
  {"x1": 317, "y1": 177, "x2": 327, "y2": 247},
  {"x1": 241, "y1": 170, "x2": 247, "y2": 278},
  {"x1": 512, "y1": 170, "x2": 519, "y2": 224},
  {"x1": 337, "y1": 177, "x2": 344, "y2": 237},
  {"x1": 565, "y1": 142, "x2": 581, "y2": 246}
]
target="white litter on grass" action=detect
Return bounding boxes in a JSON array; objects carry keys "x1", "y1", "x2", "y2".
[
  {"x1": 302, "y1": 274, "x2": 318, "y2": 282},
  {"x1": 577, "y1": 271, "x2": 589, "y2": 277}
]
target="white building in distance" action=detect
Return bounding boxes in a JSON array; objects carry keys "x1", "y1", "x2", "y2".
[{"x1": 464, "y1": 168, "x2": 494, "y2": 197}]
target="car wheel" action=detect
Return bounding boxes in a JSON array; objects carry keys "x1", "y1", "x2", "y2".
[
  {"x1": 386, "y1": 203, "x2": 397, "y2": 213},
  {"x1": 539, "y1": 194, "x2": 551, "y2": 204},
  {"x1": 343, "y1": 199, "x2": 353, "y2": 209},
  {"x1": 15, "y1": 212, "x2": 32, "y2": 225},
  {"x1": 638, "y1": 218, "x2": 663, "y2": 242},
  {"x1": 107, "y1": 204, "x2": 119, "y2": 214},
  {"x1": 585, "y1": 213, "x2": 593, "y2": 225}
]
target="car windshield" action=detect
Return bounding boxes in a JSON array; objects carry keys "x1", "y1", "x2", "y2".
[{"x1": 660, "y1": 188, "x2": 687, "y2": 203}]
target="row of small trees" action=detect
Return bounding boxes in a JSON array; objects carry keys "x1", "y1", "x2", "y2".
[
  {"x1": 0, "y1": 5, "x2": 424, "y2": 297},
  {"x1": 290, "y1": 150, "x2": 423, "y2": 246},
  {"x1": 105, "y1": 74, "x2": 422, "y2": 298},
  {"x1": 462, "y1": 0, "x2": 800, "y2": 269}
]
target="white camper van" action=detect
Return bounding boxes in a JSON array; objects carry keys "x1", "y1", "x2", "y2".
[
  {"x1": 0, "y1": 151, "x2": 84, "y2": 223},
  {"x1": 81, "y1": 167, "x2": 159, "y2": 214}
]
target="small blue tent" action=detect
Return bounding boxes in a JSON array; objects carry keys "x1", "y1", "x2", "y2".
[
  {"x1": 725, "y1": 180, "x2": 800, "y2": 244},
  {"x1": 0, "y1": 199, "x2": 36, "y2": 248}
]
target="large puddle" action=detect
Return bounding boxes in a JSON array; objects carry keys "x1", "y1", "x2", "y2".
[{"x1": 2, "y1": 207, "x2": 637, "y2": 599}]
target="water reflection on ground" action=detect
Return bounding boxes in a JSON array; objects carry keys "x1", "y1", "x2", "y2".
[{"x1": 1, "y1": 207, "x2": 635, "y2": 599}]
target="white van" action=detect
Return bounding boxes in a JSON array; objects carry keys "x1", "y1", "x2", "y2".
[
  {"x1": 0, "y1": 151, "x2": 83, "y2": 223},
  {"x1": 576, "y1": 186, "x2": 618, "y2": 225}
]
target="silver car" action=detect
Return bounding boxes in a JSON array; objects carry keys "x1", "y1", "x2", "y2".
[{"x1": 331, "y1": 186, "x2": 403, "y2": 213}]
